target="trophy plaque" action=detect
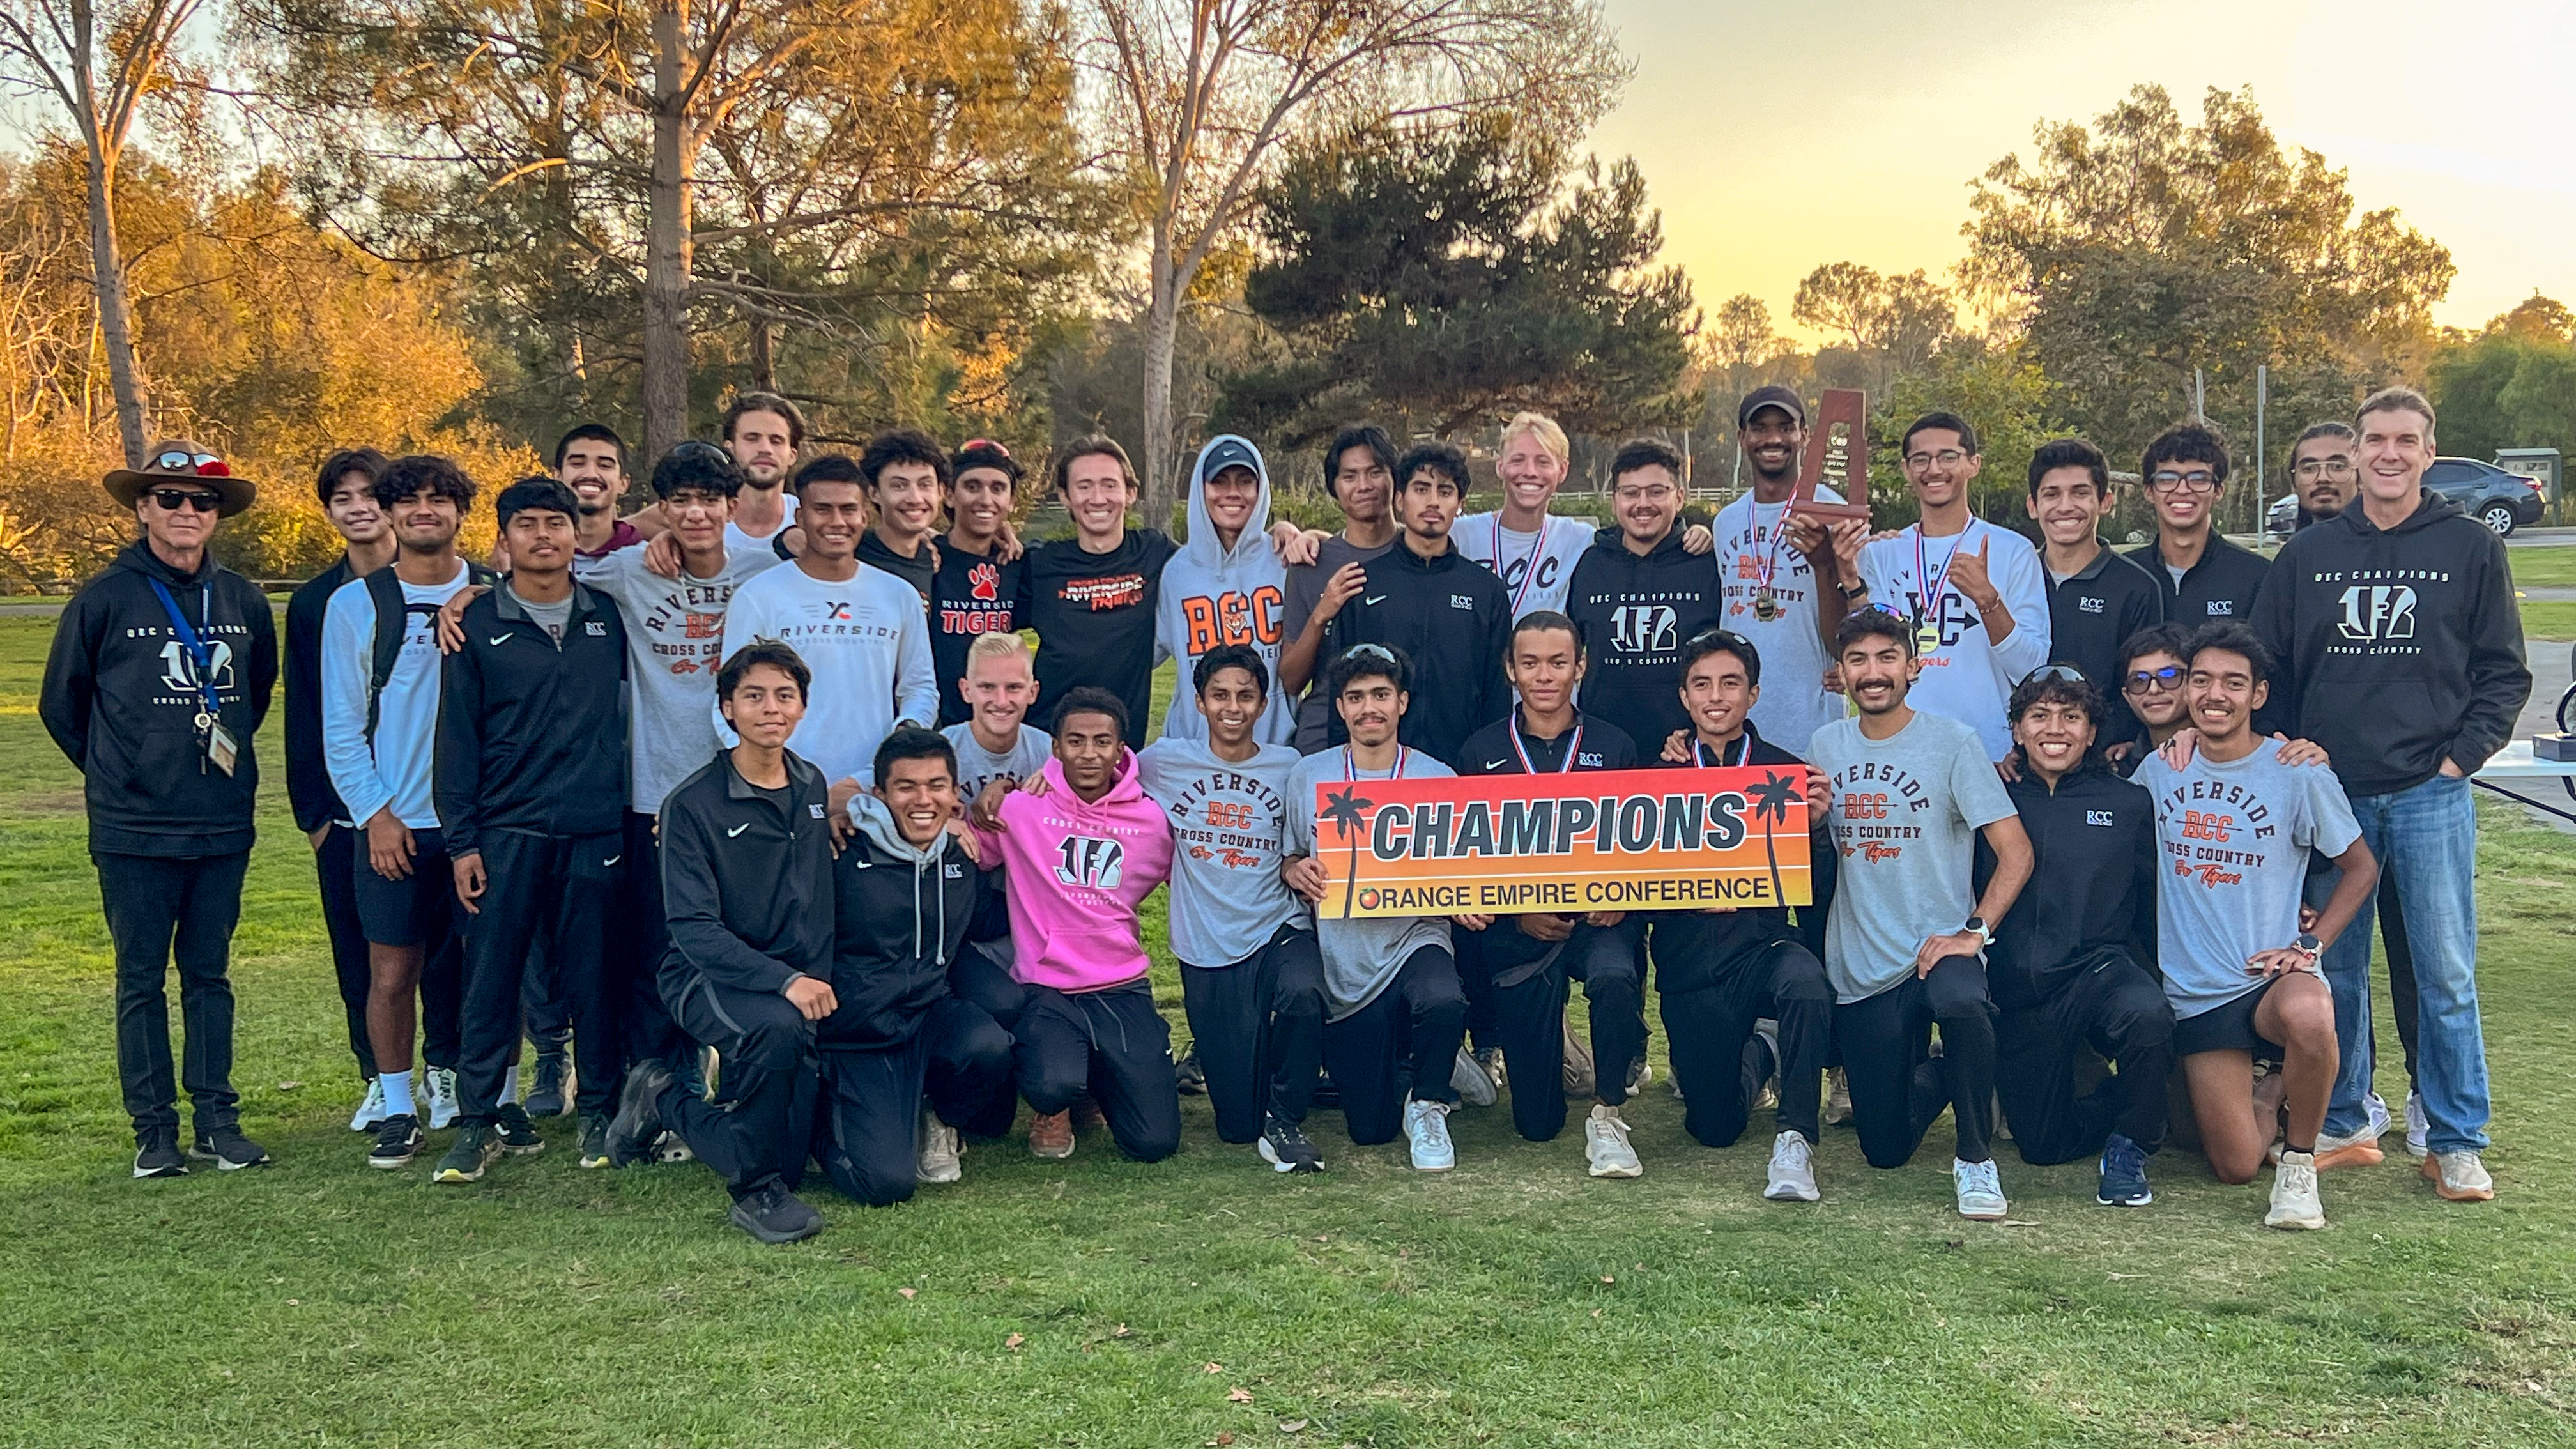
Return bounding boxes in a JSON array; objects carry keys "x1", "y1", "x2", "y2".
[{"x1": 1788, "y1": 388, "x2": 1870, "y2": 523}]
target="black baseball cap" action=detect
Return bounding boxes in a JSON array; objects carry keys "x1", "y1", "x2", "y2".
[
  {"x1": 1737, "y1": 386, "x2": 1807, "y2": 429},
  {"x1": 1199, "y1": 436, "x2": 1261, "y2": 482}
]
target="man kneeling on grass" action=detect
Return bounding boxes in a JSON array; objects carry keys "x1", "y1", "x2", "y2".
[
  {"x1": 2136, "y1": 624, "x2": 2376, "y2": 1230},
  {"x1": 608, "y1": 641, "x2": 834, "y2": 1245}
]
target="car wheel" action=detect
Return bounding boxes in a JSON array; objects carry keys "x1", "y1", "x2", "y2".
[{"x1": 2481, "y1": 503, "x2": 2517, "y2": 537}]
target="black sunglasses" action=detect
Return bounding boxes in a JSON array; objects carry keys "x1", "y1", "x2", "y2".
[
  {"x1": 2122, "y1": 665, "x2": 2184, "y2": 694},
  {"x1": 2020, "y1": 663, "x2": 2090, "y2": 687},
  {"x1": 151, "y1": 450, "x2": 218, "y2": 471},
  {"x1": 148, "y1": 488, "x2": 224, "y2": 513}
]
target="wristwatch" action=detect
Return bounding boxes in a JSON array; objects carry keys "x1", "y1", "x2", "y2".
[
  {"x1": 1839, "y1": 580, "x2": 1870, "y2": 601},
  {"x1": 1963, "y1": 916, "x2": 1995, "y2": 949},
  {"x1": 2293, "y1": 931, "x2": 2322, "y2": 963}
]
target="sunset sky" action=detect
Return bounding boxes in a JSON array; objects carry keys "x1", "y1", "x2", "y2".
[{"x1": 1587, "y1": 0, "x2": 2576, "y2": 341}]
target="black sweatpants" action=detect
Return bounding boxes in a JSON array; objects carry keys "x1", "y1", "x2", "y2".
[
  {"x1": 1181, "y1": 924, "x2": 1325, "y2": 1142},
  {"x1": 1322, "y1": 945, "x2": 1468, "y2": 1146},
  {"x1": 661, "y1": 974, "x2": 818, "y2": 1200},
  {"x1": 606, "y1": 811, "x2": 687, "y2": 1075},
  {"x1": 814, "y1": 999, "x2": 1018, "y2": 1206},
  {"x1": 1015, "y1": 979, "x2": 1180, "y2": 1162},
  {"x1": 1659, "y1": 938, "x2": 1833, "y2": 1149},
  {"x1": 313, "y1": 824, "x2": 376, "y2": 1081},
  {"x1": 1491, "y1": 919, "x2": 1645, "y2": 1142},
  {"x1": 521, "y1": 945, "x2": 571, "y2": 1059},
  {"x1": 1995, "y1": 951, "x2": 2175, "y2": 1165},
  {"x1": 455, "y1": 830, "x2": 618, "y2": 1125},
  {"x1": 94, "y1": 851, "x2": 249, "y2": 1136},
  {"x1": 1834, "y1": 954, "x2": 1997, "y2": 1168}
]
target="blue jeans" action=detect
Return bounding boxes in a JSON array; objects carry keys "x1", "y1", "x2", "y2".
[{"x1": 2320, "y1": 774, "x2": 2489, "y2": 1153}]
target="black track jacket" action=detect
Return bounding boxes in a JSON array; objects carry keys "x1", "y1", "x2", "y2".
[
  {"x1": 433, "y1": 583, "x2": 630, "y2": 855},
  {"x1": 1322, "y1": 534, "x2": 1513, "y2": 766},
  {"x1": 1976, "y1": 763, "x2": 2157, "y2": 1013},
  {"x1": 656, "y1": 748, "x2": 835, "y2": 1000}
]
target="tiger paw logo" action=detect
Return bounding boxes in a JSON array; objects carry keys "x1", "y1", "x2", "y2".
[
  {"x1": 969, "y1": 562, "x2": 1000, "y2": 602},
  {"x1": 1054, "y1": 835, "x2": 1125, "y2": 889}
]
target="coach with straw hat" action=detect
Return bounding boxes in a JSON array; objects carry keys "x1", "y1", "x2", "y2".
[{"x1": 40, "y1": 439, "x2": 279, "y2": 1179}]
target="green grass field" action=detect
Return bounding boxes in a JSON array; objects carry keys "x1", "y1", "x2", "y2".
[
  {"x1": 4, "y1": 613, "x2": 2573, "y2": 1447},
  {"x1": 2507, "y1": 546, "x2": 2576, "y2": 592}
]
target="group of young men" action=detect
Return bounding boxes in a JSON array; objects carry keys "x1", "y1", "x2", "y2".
[{"x1": 41, "y1": 381, "x2": 2527, "y2": 1245}]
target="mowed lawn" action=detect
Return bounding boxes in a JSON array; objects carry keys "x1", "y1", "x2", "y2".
[{"x1": 1, "y1": 614, "x2": 2573, "y2": 1448}]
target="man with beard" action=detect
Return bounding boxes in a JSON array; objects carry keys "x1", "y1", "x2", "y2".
[
  {"x1": 2288, "y1": 423, "x2": 2359, "y2": 533},
  {"x1": 1565, "y1": 438, "x2": 1726, "y2": 756},
  {"x1": 1712, "y1": 387, "x2": 1844, "y2": 749}
]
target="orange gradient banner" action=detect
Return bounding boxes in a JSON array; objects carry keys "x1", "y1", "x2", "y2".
[{"x1": 1311, "y1": 766, "x2": 1811, "y2": 920}]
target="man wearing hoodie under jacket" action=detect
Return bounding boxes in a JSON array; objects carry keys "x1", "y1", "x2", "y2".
[
  {"x1": 2251, "y1": 387, "x2": 2531, "y2": 1204},
  {"x1": 1565, "y1": 439, "x2": 1728, "y2": 756},
  {"x1": 42, "y1": 442, "x2": 278, "y2": 1178},
  {"x1": 1319, "y1": 442, "x2": 1512, "y2": 767},
  {"x1": 968, "y1": 687, "x2": 1179, "y2": 1162},
  {"x1": 1158, "y1": 436, "x2": 1295, "y2": 744},
  {"x1": 814, "y1": 728, "x2": 1017, "y2": 1204}
]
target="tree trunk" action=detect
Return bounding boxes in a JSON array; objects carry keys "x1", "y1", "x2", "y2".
[
  {"x1": 641, "y1": 0, "x2": 694, "y2": 466},
  {"x1": 749, "y1": 314, "x2": 775, "y2": 392},
  {"x1": 1139, "y1": 266, "x2": 1181, "y2": 528},
  {"x1": 81, "y1": 139, "x2": 147, "y2": 465}
]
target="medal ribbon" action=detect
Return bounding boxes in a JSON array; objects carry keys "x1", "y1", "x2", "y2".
[
  {"x1": 1910, "y1": 523, "x2": 1970, "y2": 635},
  {"x1": 1494, "y1": 516, "x2": 1545, "y2": 616},
  {"x1": 1749, "y1": 500, "x2": 1791, "y2": 601},
  {"x1": 1690, "y1": 733, "x2": 1752, "y2": 769},
  {"x1": 1342, "y1": 744, "x2": 1409, "y2": 781},
  {"x1": 1510, "y1": 721, "x2": 1583, "y2": 774}
]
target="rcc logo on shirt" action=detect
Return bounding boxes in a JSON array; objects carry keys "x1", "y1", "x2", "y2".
[
  {"x1": 2085, "y1": 809, "x2": 2115, "y2": 827},
  {"x1": 1450, "y1": 594, "x2": 1476, "y2": 611}
]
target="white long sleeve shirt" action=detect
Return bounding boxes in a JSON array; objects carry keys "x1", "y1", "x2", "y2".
[
  {"x1": 1857, "y1": 518, "x2": 2050, "y2": 761},
  {"x1": 319, "y1": 559, "x2": 473, "y2": 830},
  {"x1": 716, "y1": 558, "x2": 937, "y2": 786}
]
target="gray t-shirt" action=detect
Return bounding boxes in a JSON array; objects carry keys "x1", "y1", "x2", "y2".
[
  {"x1": 943, "y1": 721, "x2": 1052, "y2": 806},
  {"x1": 512, "y1": 585, "x2": 573, "y2": 643},
  {"x1": 1284, "y1": 533, "x2": 1398, "y2": 752},
  {"x1": 1809, "y1": 709, "x2": 2018, "y2": 1003},
  {"x1": 581, "y1": 543, "x2": 782, "y2": 814},
  {"x1": 2135, "y1": 737, "x2": 2361, "y2": 1022},
  {"x1": 1137, "y1": 736, "x2": 1305, "y2": 968},
  {"x1": 1285, "y1": 746, "x2": 1454, "y2": 1019}
]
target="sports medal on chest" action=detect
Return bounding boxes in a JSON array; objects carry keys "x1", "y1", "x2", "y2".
[{"x1": 1752, "y1": 586, "x2": 1781, "y2": 623}]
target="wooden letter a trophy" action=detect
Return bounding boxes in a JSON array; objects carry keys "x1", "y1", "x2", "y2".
[{"x1": 1789, "y1": 388, "x2": 1869, "y2": 525}]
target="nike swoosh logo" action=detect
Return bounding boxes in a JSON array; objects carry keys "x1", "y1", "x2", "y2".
[
  {"x1": 1484, "y1": 759, "x2": 1512, "y2": 770},
  {"x1": 601, "y1": 855, "x2": 621, "y2": 867},
  {"x1": 487, "y1": 633, "x2": 514, "y2": 646},
  {"x1": 726, "y1": 823, "x2": 750, "y2": 838},
  {"x1": 851, "y1": 859, "x2": 871, "y2": 869},
  {"x1": 1363, "y1": 594, "x2": 1386, "y2": 605}
]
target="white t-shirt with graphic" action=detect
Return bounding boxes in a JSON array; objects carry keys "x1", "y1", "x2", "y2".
[
  {"x1": 1455, "y1": 510, "x2": 1595, "y2": 618},
  {"x1": 1857, "y1": 519, "x2": 2051, "y2": 762},
  {"x1": 717, "y1": 558, "x2": 937, "y2": 787},
  {"x1": 1713, "y1": 487, "x2": 1843, "y2": 751}
]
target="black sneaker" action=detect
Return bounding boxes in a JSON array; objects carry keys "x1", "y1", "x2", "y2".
[
  {"x1": 1174, "y1": 1048, "x2": 1208, "y2": 1096},
  {"x1": 433, "y1": 1123, "x2": 502, "y2": 1183},
  {"x1": 496, "y1": 1101, "x2": 546, "y2": 1154},
  {"x1": 526, "y1": 1052, "x2": 574, "y2": 1118},
  {"x1": 132, "y1": 1127, "x2": 188, "y2": 1179},
  {"x1": 577, "y1": 1112, "x2": 612, "y2": 1170},
  {"x1": 608, "y1": 1061, "x2": 676, "y2": 1167},
  {"x1": 728, "y1": 1181, "x2": 824, "y2": 1245},
  {"x1": 367, "y1": 1114, "x2": 425, "y2": 1170},
  {"x1": 189, "y1": 1126, "x2": 273, "y2": 1171},
  {"x1": 1256, "y1": 1116, "x2": 1324, "y2": 1174}
]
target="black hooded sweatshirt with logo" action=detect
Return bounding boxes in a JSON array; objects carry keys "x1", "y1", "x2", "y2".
[
  {"x1": 1321, "y1": 534, "x2": 1514, "y2": 766},
  {"x1": 2251, "y1": 489, "x2": 2531, "y2": 796},
  {"x1": 820, "y1": 799, "x2": 983, "y2": 1050},
  {"x1": 1565, "y1": 525, "x2": 1726, "y2": 756}
]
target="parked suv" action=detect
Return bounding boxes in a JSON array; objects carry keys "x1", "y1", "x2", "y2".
[{"x1": 2266, "y1": 456, "x2": 2545, "y2": 538}]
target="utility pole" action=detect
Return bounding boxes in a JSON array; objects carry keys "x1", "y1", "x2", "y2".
[{"x1": 2254, "y1": 364, "x2": 2269, "y2": 535}]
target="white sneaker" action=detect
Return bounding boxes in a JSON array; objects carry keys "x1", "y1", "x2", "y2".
[
  {"x1": 424, "y1": 1066, "x2": 461, "y2": 1129},
  {"x1": 2421, "y1": 1148, "x2": 2495, "y2": 1202},
  {"x1": 2267, "y1": 1149, "x2": 2326, "y2": 1229},
  {"x1": 1404, "y1": 1096, "x2": 1455, "y2": 1170},
  {"x1": 1583, "y1": 1105, "x2": 1642, "y2": 1179},
  {"x1": 1764, "y1": 1129, "x2": 1819, "y2": 1202},
  {"x1": 1750, "y1": 1020, "x2": 1779, "y2": 1112},
  {"x1": 917, "y1": 1107, "x2": 962, "y2": 1185},
  {"x1": 348, "y1": 1077, "x2": 387, "y2": 1133},
  {"x1": 2314, "y1": 1119, "x2": 2386, "y2": 1170},
  {"x1": 1823, "y1": 1066, "x2": 1853, "y2": 1126},
  {"x1": 1450, "y1": 1048, "x2": 1498, "y2": 1108},
  {"x1": 1953, "y1": 1157, "x2": 2007, "y2": 1221},
  {"x1": 2365, "y1": 1091, "x2": 2393, "y2": 1139},
  {"x1": 2404, "y1": 1089, "x2": 2428, "y2": 1160}
]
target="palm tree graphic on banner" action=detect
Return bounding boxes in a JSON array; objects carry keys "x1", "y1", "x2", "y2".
[
  {"x1": 1746, "y1": 770, "x2": 1802, "y2": 905},
  {"x1": 1319, "y1": 785, "x2": 1374, "y2": 916}
]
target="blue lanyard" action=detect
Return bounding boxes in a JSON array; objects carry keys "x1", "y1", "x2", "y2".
[{"x1": 147, "y1": 578, "x2": 225, "y2": 723}]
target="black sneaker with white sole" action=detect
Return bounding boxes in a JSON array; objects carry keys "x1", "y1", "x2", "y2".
[
  {"x1": 608, "y1": 1061, "x2": 677, "y2": 1167},
  {"x1": 578, "y1": 1112, "x2": 613, "y2": 1169},
  {"x1": 525, "y1": 1051, "x2": 574, "y2": 1118},
  {"x1": 189, "y1": 1126, "x2": 273, "y2": 1170},
  {"x1": 367, "y1": 1114, "x2": 425, "y2": 1169},
  {"x1": 433, "y1": 1123, "x2": 503, "y2": 1183},
  {"x1": 132, "y1": 1127, "x2": 188, "y2": 1179},
  {"x1": 1174, "y1": 1048, "x2": 1208, "y2": 1096},
  {"x1": 729, "y1": 1181, "x2": 825, "y2": 1244},
  {"x1": 496, "y1": 1101, "x2": 545, "y2": 1154},
  {"x1": 1257, "y1": 1116, "x2": 1324, "y2": 1174}
]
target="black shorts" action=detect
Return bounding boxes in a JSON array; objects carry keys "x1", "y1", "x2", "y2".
[
  {"x1": 352, "y1": 825, "x2": 457, "y2": 947},
  {"x1": 2172, "y1": 977, "x2": 2285, "y2": 1059}
]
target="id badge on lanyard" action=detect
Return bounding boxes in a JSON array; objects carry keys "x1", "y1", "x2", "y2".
[{"x1": 148, "y1": 578, "x2": 237, "y2": 776}]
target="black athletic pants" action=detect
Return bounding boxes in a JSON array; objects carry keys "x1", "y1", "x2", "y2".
[
  {"x1": 1660, "y1": 938, "x2": 1832, "y2": 1149},
  {"x1": 1180, "y1": 924, "x2": 1325, "y2": 1142},
  {"x1": 606, "y1": 811, "x2": 687, "y2": 1075},
  {"x1": 1491, "y1": 920, "x2": 1645, "y2": 1142},
  {"x1": 1016, "y1": 979, "x2": 1180, "y2": 1162},
  {"x1": 94, "y1": 851, "x2": 249, "y2": 1136},
  {"x1": 1996, "y1": 951, "x2": 2175, "y2": 1165},
  {"x1": 659, "y1": 974, "x2": 818, "y2": 1200},
  {"x1": 813, "y1": 999, "x2": 1018, "y2": 1206},
  {"x1": 313, "y1": 824, "x2": 376, "y2": 1081},
  {"x1": 1835, "y1": 954, "x2": 1998, "y2": 1168},
  {"x1": 1322, "y1": 945, "x2": 1467, "y2": 1146},
  {"x1": 455, "y1": 830, "x2": 618, "y2": 1126}
]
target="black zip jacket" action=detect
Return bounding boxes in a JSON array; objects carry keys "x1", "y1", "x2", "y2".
[
  {"x1": 2043, "y1": 541, "x2": 2164, "y2": 745},
  {"x1": 1975, "y1": 763, "x2": 2157, "y2": 1012},
  {"x1": 1457, "y1": 710, "x2": 1640, "y2": 977},
  {"x1": 1021, "y1": 527, "x2": 1177, "y2": 749},
  {"x1": 284, "y1": 555, "x2": 357, "y2": 833},
  {"x1": 656, "y1": 748, "x2": 835, "y2": 999},
  {"x1": 2128, "y1": 532, "x2": 2269, "y2": 627},
  {"x1": 432, "y1": 583, "x2": 630, "y2": 855},
  {"x1": 2251, "y1": 488, "x2": 2531, "y2": 795},
  {"x1": 821, "y1": 813, "x2": 982, "y2": 1049},
  {"x1": 41, "y1": 540, "x2": 278, "y2": 856},
  {"x1": 1322, "y1": 535, "x2": 1513, "y2": 766},
  {"x1": 1565, "y1": 526, "x2": 1726, "y2": 758},
  {"x1": 1637, "y1": 724, "x2": 1831, "y2": 993}
]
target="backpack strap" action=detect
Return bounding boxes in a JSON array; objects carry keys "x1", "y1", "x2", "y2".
[{"x1": 363, "y1": 567, "x2": 404, "y2": 742}]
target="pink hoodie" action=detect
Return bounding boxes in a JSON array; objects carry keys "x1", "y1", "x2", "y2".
[{"x1": 971, "y1": 749, "x2": 1175, "y2": 993}]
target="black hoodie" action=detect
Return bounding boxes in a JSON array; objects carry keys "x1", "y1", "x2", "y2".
[
  {"x1": 2252, "y1": 488, "x2": 2531, "y2": 795},
  {"x1": 1975, "y1": 762, "x2": 2157, "y2": 1012},
  {"x1": 1320, "y1": 533, "x2": 1514, "y2": 766},
  {"x1": 41, "y1": 540, "x2": 279, "y2": 856},
  {"x1": 820, "y1": 796, "x2": 983, "y2": 1049},
  {"x1": 1564, "y1": 525, "x2": 1726, "y2": 755}
]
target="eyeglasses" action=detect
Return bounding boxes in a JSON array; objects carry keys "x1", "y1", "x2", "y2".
[
  {"x1": 2020, "y1": 663, "x2": 2090, "y2": 687},
  {"x1": 2149, "y1": 469, "x2": 2220, "y2": 494},
  {"x1": 1903, "y1": 448, "x2": 1968, "y2": 470},
  {"x1": 151, "y1": 450, "x2": 218, "y2": 472},
  {"x1": 2293, "y1": 458, "x2": 2354, "y2": 479},
  {"x1": 147, "y1": 488, "x2": 224, "y2": 513},
  {"x1": 2122, "y1": 665, "x2": 2184, "y2": 694}
]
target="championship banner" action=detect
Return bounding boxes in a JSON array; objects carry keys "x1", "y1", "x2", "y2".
[{"x1": 1312, "y1": 766, "x2": 1811, "y2": 921}]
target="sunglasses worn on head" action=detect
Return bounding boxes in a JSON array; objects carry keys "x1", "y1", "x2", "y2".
[
  {"x1": 2123, "y1": 665, "x2": 2184, "y2": 694},
  {"x1": 148, "y1": 488, "x2": 223, "y2": 513},
  {"x1": 2020, "y1": 663, "x2": 2089, "y2": 687},
  {"x1": 152, "y1": 450, "x2": 218, "y2": 471}
]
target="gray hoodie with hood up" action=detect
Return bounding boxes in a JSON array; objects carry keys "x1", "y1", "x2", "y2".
[{"x1": 1157, "y1": 434, "x2": 1294, "y2": 745}]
